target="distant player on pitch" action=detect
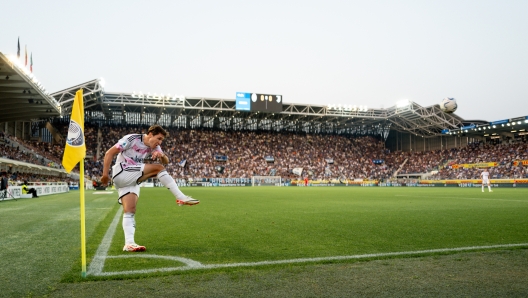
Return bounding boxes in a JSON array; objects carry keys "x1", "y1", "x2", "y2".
[
  {"x1": 101, "y1": 125, "x2": 199, "y2": 252},
  {"x1": 480, "y1": 167, "x2": 492, "y2": 193}
]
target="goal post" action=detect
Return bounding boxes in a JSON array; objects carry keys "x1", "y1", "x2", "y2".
[{"x1": 251, "y1": 176, "x2": 282, "y2": 186}]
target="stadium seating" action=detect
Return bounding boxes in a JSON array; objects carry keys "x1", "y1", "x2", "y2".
[{"x1": 2, "y1": 122, "x2": 527, "y2": 182}]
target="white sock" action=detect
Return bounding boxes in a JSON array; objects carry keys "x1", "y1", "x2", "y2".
[
  {"x1": 123, "y1": 212, "x2": 136, "y2": 245},
  {"x1": 157, "y1": 170, "x2": 186, "y2": 199},
  {"x1": 488, "y1": 186, "x2": 491, "y2": 191}
]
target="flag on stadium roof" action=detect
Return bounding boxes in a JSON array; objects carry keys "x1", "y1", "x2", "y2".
[
  {"x1": 30, "y1": 53, "x2": 33, "y2": 73},
  {"x1": 25, "y1": 45, "x2": 27, "y2": 66},
  {"x1": 17, "y1": 37, "x2": 20, "y2": 59}
]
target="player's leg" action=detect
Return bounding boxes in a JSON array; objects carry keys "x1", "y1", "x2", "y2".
[
  {"x1": 113, "y1": 165, "x2": 146, "y2": 252},
  {"x1": 488, "y1": 181, "x2": 492, "y2": 192},
  {"x1": 141, "y1": 164, "x2": 199, "y2": 206},
  {"x1": 121, "y1": 192, "x2": 138, "y2": 244},
  {"x1": 114, "y1": 176, "x2": 146, "y2": 251},
  {"x1": 119, "y1": 188, "x2": 146, "y2": 252},
  {"x1": 481, "y1": 182, "x2": 484, "y2": 192}
]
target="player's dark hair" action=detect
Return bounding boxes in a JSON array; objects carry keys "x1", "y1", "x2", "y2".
[{"x1": 147, "y1": 125, "x2": 168, "y2": 137}]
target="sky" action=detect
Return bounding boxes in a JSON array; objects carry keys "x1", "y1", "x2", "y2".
[{"x1": 2, "y1": 0, "x2": 528, "y2": 122}]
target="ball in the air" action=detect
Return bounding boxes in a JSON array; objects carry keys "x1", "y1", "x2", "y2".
[{"x1": 440, "y1": 97, "x2": 457, "y2": 113}]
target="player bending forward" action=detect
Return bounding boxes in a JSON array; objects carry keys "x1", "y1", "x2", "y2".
[
  {"x1": 101, "y1": 125, "x2": 199, "y2": 252},
  {"x1": 480, "y1": 168, "x2": 492, "y2": 193}
]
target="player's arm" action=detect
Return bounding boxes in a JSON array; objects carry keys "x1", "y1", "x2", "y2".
[
  {"x1": 101, "y1": 146, "x2": 120, "y2": 185},
  {"x1": 159, "y1": 154, "x2": 169, "y2": 165},
  {"x1": 152, "y1": 150, "x2": 169, "y2": 165}
]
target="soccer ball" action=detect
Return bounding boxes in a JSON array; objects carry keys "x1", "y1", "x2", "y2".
[{"x1": 440, "y1": 97, "x2": 457, "y2": 113}]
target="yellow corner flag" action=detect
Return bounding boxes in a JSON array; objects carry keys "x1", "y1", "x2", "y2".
[
  {"x1": 62, "y1": 89, "x2": 86, "y2": 172},
  {"x1": 61, "y1": 89, "x2": 87, "y2": 278}
]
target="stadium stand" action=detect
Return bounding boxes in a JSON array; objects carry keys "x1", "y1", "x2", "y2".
[
  {"x1": 1, "y1": 51, "x2": 528, "y2": 185},
  {"x1": 30, "y1": 122, "x2": 528, "y2": 181}
]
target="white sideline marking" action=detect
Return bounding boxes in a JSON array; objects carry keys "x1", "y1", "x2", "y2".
[
  {"x1": 458, "y1": 197, "x2": 527, "y2": 203},
  {"x1": 106, "y1": 254, "x2": 205, "y2": 268},
  {"x1": 93, "y1": 191, "x2": 114, "y2": 195},
  {"x1": 87, "y1": 207, "x2": 123, "y2": 276},
  {"x1": 88, "y1": 209, "x2": 528, "y2": 276},
  {"x1": 395, "y1": 194, "x2": 527, "y2": 203},
  {"x1": 93, "y1": 243, "x2": 528, "y2": 277}
]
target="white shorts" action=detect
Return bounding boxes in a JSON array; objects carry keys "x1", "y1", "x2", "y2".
[
  {"x1": 117, "y1": 185, "x2": 141, "y2": 204},
  {"x1": 482, "y1": 178, "x2": 490, "y2": 184},
  {"x1": 112, "y1": 163, "x2": 144, "y2": 202}
]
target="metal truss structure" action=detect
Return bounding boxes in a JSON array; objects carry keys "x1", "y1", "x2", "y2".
[
  {"x1": 51, "y1": 78, "x2": 466, "y2": 139},
  {"x1": 52, "y1": 78, "x2": 105, "y2": 114}
]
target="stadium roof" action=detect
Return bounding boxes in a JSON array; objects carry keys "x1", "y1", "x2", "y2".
[
  {"x1": 51, "y1": 79, "x2": 473, "y2": 138},
  {"x1": 0, "y1": 52, "x2": 61, "y2": 122},
  {"x1": 0, "y1": 71, "x2": 519, "y2": 139}
]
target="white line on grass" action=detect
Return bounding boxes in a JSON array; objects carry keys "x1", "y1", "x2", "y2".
[
  {"x1": 458, "y1": 197, "x2": 528, "y2": 202},
  {"x1": 395, "y1": 194, "x2": 527, "y2": 203},
  {"x1": 87, "y1": 207, "x2": 123, "y2": 276},
  {"x1": 88, "y1": 209, "x2": 528, "y2": 276}
]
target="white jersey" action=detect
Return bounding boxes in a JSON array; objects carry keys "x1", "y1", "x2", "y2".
[
  {"x1": 112, "y1": 134, "x2": 163, "y2": 170},
  {"x1": 481, "y1": 171, "x2": 490, "y2": 181}
]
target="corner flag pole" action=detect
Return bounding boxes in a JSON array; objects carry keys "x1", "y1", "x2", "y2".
[
  {"x1": 80, "y1": 160, "x2": 86, "y2": 277},
  {"x1": 61, "y1": 89, "x2": 87, "y2": 277}
]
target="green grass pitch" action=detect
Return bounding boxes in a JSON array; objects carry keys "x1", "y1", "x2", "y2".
[{"x1": 1, "y1": 187, "x2": 527, "y2": 296}]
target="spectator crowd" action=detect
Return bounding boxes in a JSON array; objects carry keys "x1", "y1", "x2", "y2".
[{"x1": 1, "y1": 124, "x2": 528, "y2": 183}]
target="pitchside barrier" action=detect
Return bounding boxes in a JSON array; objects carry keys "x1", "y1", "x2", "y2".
[
  {"x1": 141, "y1": 177, "x2": 528, "y2": 188},
  {"x1": 288, "y1": 179, "x2": 528, "y2": 188},
  {"x1": 2, "y1": 182, "x2": 70, "y2": 200},
  {"x1": 83, "y1": 177, "x2": 528, "y2": 188}
]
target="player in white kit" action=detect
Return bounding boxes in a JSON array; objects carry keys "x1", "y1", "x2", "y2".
[
  {"x1": 480, "y1": 168, "x2": 492, "y2": 192},
  {"x1": 101, "y1": 125, "x2": 199, "y2": 252}
]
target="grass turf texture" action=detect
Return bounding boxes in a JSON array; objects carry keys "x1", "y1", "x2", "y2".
[{"x1": 0, "y1": 187, "x2": 527, "y2": 296}]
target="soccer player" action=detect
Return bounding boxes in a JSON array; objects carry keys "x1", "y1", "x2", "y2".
[
  {"x1": 101, "y1": 125, "x2": 199, "y2": 252},
  {"x1": 480, "y1": 167, "x2": 492, "y2": 192}
]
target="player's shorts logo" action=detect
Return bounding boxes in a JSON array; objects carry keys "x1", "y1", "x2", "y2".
[{"x1": 66, "y1": 120, "x2": 84, "y2": 147}]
